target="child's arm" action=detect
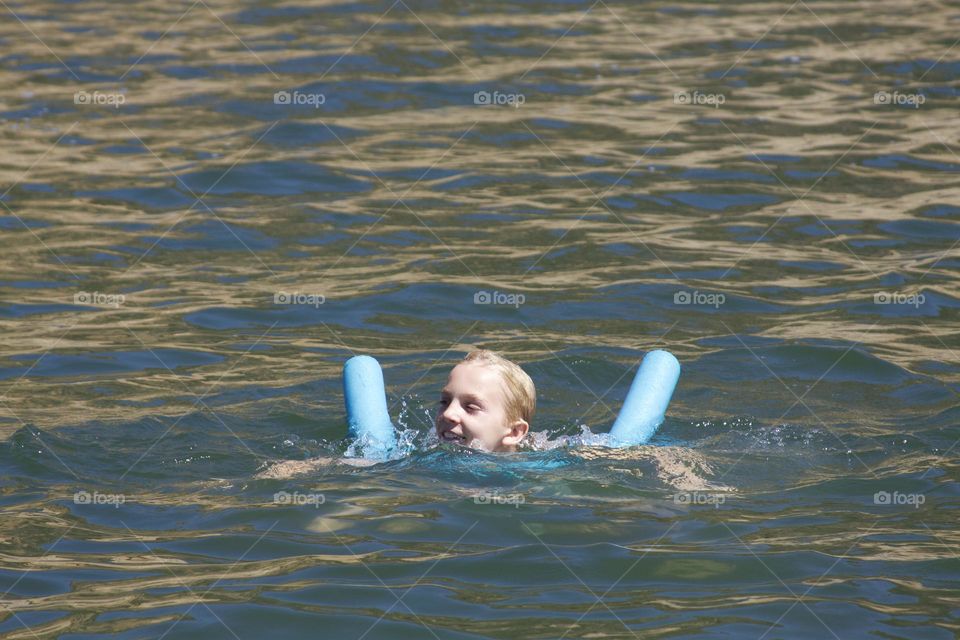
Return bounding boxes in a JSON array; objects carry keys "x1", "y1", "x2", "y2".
[{"x1": 255, "y1": 456, "x2": 379, "y2": 479}]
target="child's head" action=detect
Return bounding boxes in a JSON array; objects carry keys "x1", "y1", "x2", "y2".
[{"x1": 435, "y1": 349, "x2": 535, "y2": 452}]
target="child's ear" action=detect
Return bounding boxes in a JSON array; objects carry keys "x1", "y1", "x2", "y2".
[{"x1": 503, "y1": 419, "x2": 529, "y2": 447}]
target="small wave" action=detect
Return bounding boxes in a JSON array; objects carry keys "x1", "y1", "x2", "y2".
[{"x1": 523, "y1": 424, "x2": 619, "y2": 450}]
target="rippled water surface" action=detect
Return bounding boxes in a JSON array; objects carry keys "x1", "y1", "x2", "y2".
[{"x1": 1, "y1": 0, "x2": 959, "y2": 638}]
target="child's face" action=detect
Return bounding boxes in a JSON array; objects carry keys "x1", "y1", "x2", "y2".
[{"x1": 435, "y1": 362, "x2": 528, "y2": 452}]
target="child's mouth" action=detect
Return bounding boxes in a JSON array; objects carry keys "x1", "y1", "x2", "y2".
[{"x1": 441, "y1": 431, "x2": 465, "y2": 443}]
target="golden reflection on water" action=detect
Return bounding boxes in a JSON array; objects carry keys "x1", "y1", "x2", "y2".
[
  {"x1": 1, "y1": 0, "x2": 958, "y2": 636},
  {"x1": 0, "y1": 2, "x2": 960, "y2": 433}
]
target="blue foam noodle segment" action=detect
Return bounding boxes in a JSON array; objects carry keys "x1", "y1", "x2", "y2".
[
  {"x1": 343, "y1": 355, "x2": 397, "y2": 458},
  {"x1": 608, "y1": 350, "x2": 680, "y2": 446}
]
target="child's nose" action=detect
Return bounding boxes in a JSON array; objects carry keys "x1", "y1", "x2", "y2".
[{"x1": 441, "y1": 403, "x2": 462, "y2": 424}]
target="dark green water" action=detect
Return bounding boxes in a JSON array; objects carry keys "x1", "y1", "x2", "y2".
[{"x1": 1, "y1": 0, "x2": 958, "y2": 638}]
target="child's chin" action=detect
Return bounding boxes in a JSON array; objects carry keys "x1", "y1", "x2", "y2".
[
  {"x1": 436, "y1": 435, "x2": 467, "y2": 449},
  {"x1": 434, "y1": 434, "x2": 491, "y2": 452},
  {"x1": 438, "y1": 438, "x2": 488, "y2": 452},
  {"x1": 466, "y1": 438, "x2": 491, "y2": 452}
]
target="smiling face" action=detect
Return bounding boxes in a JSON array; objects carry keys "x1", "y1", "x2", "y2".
[{"x1": 435, "y1": 362, "x2": 528, "y2": 452}]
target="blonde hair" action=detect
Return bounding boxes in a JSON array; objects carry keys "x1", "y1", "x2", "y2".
[{"x1": 460, "y1": 349, "x2": 536, "y2": 424}]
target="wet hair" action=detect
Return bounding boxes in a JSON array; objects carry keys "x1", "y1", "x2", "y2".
[{"x1": 460, "y1": 349, "x2": 536, "y2": 424}]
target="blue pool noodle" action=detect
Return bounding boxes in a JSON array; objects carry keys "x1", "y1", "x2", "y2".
[
  {"x1": 608, "y1": 350, "x2": 680, "y2": 446},
  {"x1": 343, "y1": 355, "x2": 397, "y2": 457}
]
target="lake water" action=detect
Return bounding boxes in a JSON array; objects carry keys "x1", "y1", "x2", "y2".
[{"x1": 1, "y1": 1, "x2": 958, "y2": 638}]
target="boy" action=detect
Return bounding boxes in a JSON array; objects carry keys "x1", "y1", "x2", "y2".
[{"x1": 436, "y1": 349, "x2": 535, "y2": 453}]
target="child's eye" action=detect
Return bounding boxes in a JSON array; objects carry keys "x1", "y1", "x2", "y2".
[{"x1": 467, "y1": 404, "x2": 481, "y2": 412}]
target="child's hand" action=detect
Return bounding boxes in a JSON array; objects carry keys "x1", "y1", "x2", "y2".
[{"x1": 255, "y1": 457, "x2": 333, "y2": 479}]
